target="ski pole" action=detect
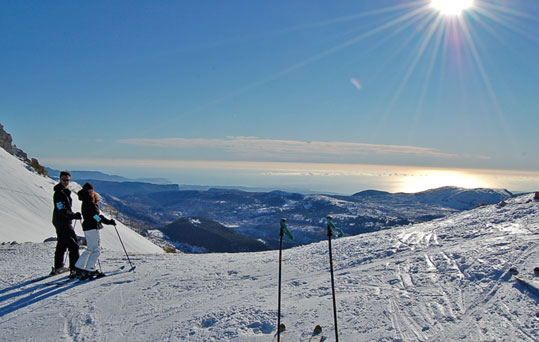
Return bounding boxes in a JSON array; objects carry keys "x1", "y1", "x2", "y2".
[
  {"x1": 277, "y1": 218, "x2": 285, "y2": 342},
  {"x1": 327, "y1": 216, "x2": 339, "y2": 342},
  {"x1": 113, "y1": 223, "x2": 135, "y2": 270}
]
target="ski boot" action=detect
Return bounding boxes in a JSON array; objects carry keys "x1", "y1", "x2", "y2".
[{"x1": 49, "y1": 266, "x2": 69, "y2": 276}]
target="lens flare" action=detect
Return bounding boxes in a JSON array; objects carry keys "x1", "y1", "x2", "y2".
[{"x1": 350, "y1": 78, "x2": 362, "y2": 90}]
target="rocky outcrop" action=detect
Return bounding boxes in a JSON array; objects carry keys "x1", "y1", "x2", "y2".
[
  {"x1": 0, "y1": 124, "x2": 14, "y2": 154},
  {"x1": 0, "y1": 123, "x2": 47, "y2": 176}
]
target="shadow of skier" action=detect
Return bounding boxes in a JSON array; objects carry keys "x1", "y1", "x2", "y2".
[
  {"x1": 0, "y1": 275, "x2": 53, "y2": 296},
  {"x1": 0, "y1": 278, "x2": 61, "y2": 304},
  {"x1": 0, "y1": 280, "x2": 79, "y2": 317},
  {"x1": 513, "y1": 281, "x2": 539, "y2": 305},
  {"x1": 0, "y1": 266, "x2": 134, "y2": 317}
]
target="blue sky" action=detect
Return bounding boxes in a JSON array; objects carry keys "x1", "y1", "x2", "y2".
[{"x1": 2, "y1": 1, "x2": 539, "y2": 193}]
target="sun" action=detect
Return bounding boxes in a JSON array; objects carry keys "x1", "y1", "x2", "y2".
[{"x1": 430, "y1": 0, "x2": 474, "y2": 16}]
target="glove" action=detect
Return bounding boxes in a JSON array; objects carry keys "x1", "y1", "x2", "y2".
[
  {"x1": 73, "y1": 212, "x2": 82, "y2": 220},
  {"x1": 102, "y1": 216, "x2": 116, "y2": 225}
]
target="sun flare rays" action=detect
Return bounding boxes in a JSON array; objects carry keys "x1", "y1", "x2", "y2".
[{"x1": 430, "y1": 0, "x2": 474, "y2": 16}]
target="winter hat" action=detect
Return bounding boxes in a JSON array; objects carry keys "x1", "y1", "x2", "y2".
[{"x1": 82, "y1": 183, "x2": 94, "y2": 191}]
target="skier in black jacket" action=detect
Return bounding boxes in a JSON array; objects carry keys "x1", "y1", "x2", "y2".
[
  {"x1": 74, "y1": 182, "x2": 115, "y2": 280},
  {"x1": 51, "y1": 171, "x2": 82, "y2": 276}
]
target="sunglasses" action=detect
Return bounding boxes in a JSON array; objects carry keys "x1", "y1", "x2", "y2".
[{"x1": 60, "y1": 178, "x2": 71, "y2": 182}]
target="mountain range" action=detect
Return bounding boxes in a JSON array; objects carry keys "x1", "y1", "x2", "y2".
[{"x1": 102, "y1": 185, "x2": 513, "y2": 251}]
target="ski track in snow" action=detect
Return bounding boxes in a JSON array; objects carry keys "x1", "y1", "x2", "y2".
[{"x1": 1, "y1": 195, "x2": 538, "y2": 341}]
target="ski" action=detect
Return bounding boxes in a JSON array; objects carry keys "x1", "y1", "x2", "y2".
[
  {"x1": 309, "y1": 325, "x2": 324, "y2": 342},
  {"x1": 77, "y1": 265, "x2": 132, "y2": 283},
  {"x1": 28, "y1": 267, "x2": 70, "y2": 284},
  {"x1": 24, "y1": 274, "x2": 55, "y2": 285},
  {"x1": 31, "y1": 267, "x2": 70, "y2": 284},
  {"x1": 29, "y1": 275, "x2": 54, "y2": 283},
  {"x1": 42, "y1": 275, "x2": 76, "y2": 287},
  {"x1": 78, "y1": 272, "x2": 106, "y2": 282},
  {"x1": 42, "y1": 265, "x2": 128, "y2": 287},
  {"x1": 273, "y1": 323, "x2": 286, "y2": 342}
]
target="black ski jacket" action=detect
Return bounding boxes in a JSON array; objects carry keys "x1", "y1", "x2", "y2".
[
  {"x1": 77, "y1": 189, "x2": 114, "y2": 231},
  {"x1": 52, "y1": 183, "x2": 78, "y2": 227}
]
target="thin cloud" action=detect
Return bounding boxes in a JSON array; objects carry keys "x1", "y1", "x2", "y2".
[{"x1": 118, "y1": 136, "x2": 472, "y2": 161}]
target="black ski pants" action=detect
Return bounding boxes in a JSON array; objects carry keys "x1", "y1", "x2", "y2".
[{"x1": 53, "y1": 223, "x2": 80, "y2": 270}]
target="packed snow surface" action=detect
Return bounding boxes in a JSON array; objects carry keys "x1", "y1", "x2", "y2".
[{"x1": 1, "y1": 194, "x2": 538, "y2": 341}]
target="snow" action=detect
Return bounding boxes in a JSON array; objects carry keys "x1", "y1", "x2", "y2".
[
  {"x1": 189, "y1": 218, "x2": 202, "y2": 226},
  {"x1": 0, "y1": 148, "x2": 163, "y2": 254},
  {"x1": 1, "y1": 190, "x2": 538, "y2": 340}
]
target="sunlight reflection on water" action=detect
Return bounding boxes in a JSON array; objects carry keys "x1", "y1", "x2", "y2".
[{"x1": 44, "y1": 158, "x2": 539, "y2": 194}]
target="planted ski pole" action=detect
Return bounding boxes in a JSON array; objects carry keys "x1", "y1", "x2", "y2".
[
  {"x1": 327, "y1": 215, "x2": 343, "y2": 342},
  {"x1": 277, "y1": 218, "x2": 293, "y2": 342},
  {"x1": 113, "y1": 223, "x2": 135, "y2": 271}
]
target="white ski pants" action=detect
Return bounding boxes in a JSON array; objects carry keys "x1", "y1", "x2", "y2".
[{"x1": 75, "y1": 229, "x2": 101, "y2": 271}]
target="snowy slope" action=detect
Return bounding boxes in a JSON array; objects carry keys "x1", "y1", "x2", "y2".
[
  {"x1": 0, "y1": 148, "x2": 163, "y2": 254},
  {"x1": 1, "y1": 193, "x2": 537, "y2": 341},
  {"x1": 411, "y1": 186, "x2": 513, "y2": 210}
]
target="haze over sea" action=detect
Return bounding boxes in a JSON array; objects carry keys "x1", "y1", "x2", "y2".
[{"x1": 42, "y1": 158, "x2": 539, "y2": 195}]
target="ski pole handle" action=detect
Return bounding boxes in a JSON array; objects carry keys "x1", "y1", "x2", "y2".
[{"x1": 327, "y1": 216, "x2": 333, "y2": 237}]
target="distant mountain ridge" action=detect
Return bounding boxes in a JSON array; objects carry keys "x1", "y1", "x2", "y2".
[
  {"x1": 73, "y1": 179, "x2": 180, "y2": 197},
  {"x1": 353, "y1": 186, "x2": 513, "y2": 210},
  {"x1": 45, "y1": 167, "x2": 172, "y2": 185},
  {"x1": 412, "y1": 186, "x2": 513, "y2": 210},
  {"x1": 102, "y1": 185, "x2": 515, "y2": 250}
]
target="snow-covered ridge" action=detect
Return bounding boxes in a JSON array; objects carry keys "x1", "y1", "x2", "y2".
[{"x1": 0, "y1": 148, "x2": 163, "y2": 254}]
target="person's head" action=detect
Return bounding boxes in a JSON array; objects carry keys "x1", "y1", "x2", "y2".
[
  {"x1": 82, "y1": 182, "x2": 100, "y2": 203},
  {"x1": 59, "y1": 171, "x2": 71, "y2": 188}
]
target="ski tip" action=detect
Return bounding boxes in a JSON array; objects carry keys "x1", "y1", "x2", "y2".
[
  {"x1": 313, "y1": 325, "x2": 322, "y2": 335},
  {"x1": 278, "y1": 323, "x2": 286, "y2": 332},
  {"x1": 129, "y1": 266, "x2": 137, "y2": 272},
  {"x1": 119, "y1": 265, "x2": 126, "y2": 270}
]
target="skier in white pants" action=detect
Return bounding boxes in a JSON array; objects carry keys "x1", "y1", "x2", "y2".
[{"x1": 74, "y1": 183, "x2": 115, "y2": 280}]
